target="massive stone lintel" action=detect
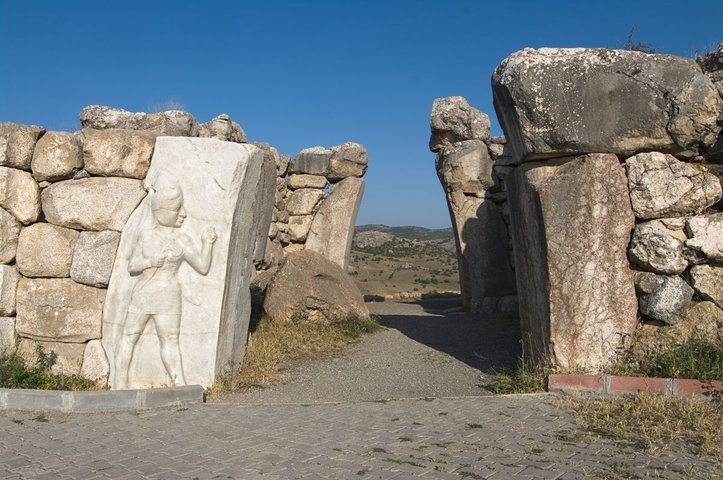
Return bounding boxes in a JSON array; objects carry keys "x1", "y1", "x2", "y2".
[
  {"x1": 507, "y1": 153, "x2": 638, "y2": 371},
  {"x1": 102, "y1": 137, "x2": 269, "y2": 389}
]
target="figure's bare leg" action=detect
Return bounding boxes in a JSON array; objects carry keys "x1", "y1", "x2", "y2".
[
  {"x1": 114, "y1": 313, "x2": 150, "y2": 389},
  {"x1": 155, "y1": 314, "x2": 186, "y2": 386}
]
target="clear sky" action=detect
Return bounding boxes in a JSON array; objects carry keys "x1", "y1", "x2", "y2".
[{"x1": 1, "y1": 1, "x2": 720, "y2": 228}]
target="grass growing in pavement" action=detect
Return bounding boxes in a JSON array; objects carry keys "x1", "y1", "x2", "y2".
[
  {"x1": 491, "y1": 356, "x2": 552, "y2": 394},
  {"x1": 557, "y1": 393, "x2": 723, "y2": 458},
  {"x1": 0, "y1": 346, "x2": 100, "y2": 391},
  {"x1": 207, "y1": 315, "x2": 382, "y2": 398}
]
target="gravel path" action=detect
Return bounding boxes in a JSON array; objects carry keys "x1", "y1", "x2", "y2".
[{"x1": 215, "y1": 299, "x2": 521, "y2": 405}]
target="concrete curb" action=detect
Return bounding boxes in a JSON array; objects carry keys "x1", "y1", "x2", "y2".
[
  {"x1": 0, "y1": 385, "x2": 204, "y2": 413},
  {"x1": 549, "y1": 374, "x2": 722, "y2": 400}
]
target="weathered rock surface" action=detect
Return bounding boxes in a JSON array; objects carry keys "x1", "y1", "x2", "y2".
[
  {"x1": 17, "y1": 339, "x2": 85, "y2": 376},
  {"x1": 0, "y1": 317, "x2": 15, "y2": 354},
  {"x1": 0, "y1": 207, "x2": 21, "y2": 264},
  {"x1": 685, "y1": 213, "x2": 723, "y2": 262},
  {"x1": 252, "y1": 149, "x2": 278, "y2": 269},
  {"x1": 103, "y1": 138, "x2": 270, "y2": 389},
  {"x1": 41, "y1": 177, "x2": 146, "y2": 231},
  {"x1": 83, "y1": 128, "x2": 155, "y2": 178},
  {"x1": 352, "y1": 230, "x2": 395, "y2": 249},
  {"x1": 506, "y1": 153, "x2": 637, "y2": 370},
  {"x1": 79, "y1": 105, "x2": 199, "y2": 137},
  {"x1": 635, "y1": 273, "x2": 694, "y2": 324},
  {"x1": 328, "y1": 143, "x2": 368, "y2": 181},
  {"x1": 286, "y1": 188, "x2": 325, "y2": 215},
  {"x1": 30, "y1": 131, "x2": 83, "y2": 182},
  {"x1": 289, "y1": 147, "x2": 331, "y2": 176},
  {"x1": 628, "y1": 220, "x2": 688, "y2": 274},
  {"x1": 15, "y1": 278, "x2": 104, "y2": 342},
  {"x1": 626, "y1": 152, "x2": 721, "y2": 219},
  {"x1": 0, "y1": 166, "x2": 41, "y2": 224},
  {"x1": 0, "y1": 265, "x2": 19, "y2": 316},
  {"x1": 0, "y1": 123, "x2": 45, "y2": 170},
  {"x1": 493, "y1": 48, "x2": 722, "y2": 163},
  {"x1": 198, "y1": 114, "x2": 246, "y2": 143},
  {"x1": 305, "y1": 177, "x2": 365, "y2": 270},
  {"x1": 276, "y1": 154, "x2": 290, "y2": 177},
  {"x1": 264, "y1": 250, "x2": 369, "y2": 323},
  {"x1": 80, "y1": 340, "x2": 110, "y2": 383},
  {"x1": 287, "y1": 174, "x2": 329, "y2": 190},
  {"x1": 690, "y1": 265, "x2": 722, "y2": 308},
  {"x1": 70, "y1": 230, "x2": 121, "y2": 287},
  {"x1": 429, "y1": 97, "x2": 490, "y2": 151},
  {"x1": 288, "y1": 215, "x2": 313, "y2": 242},
  {"x1": 435, "y1": 140, "x2": 494, "y2": 194},
  {"x1": 16, "y1": 223, "x2": 79, "y2": 277}
]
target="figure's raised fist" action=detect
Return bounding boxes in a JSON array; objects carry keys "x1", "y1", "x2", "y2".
[{"x1": 203, "y1": 227, "x2": 217, "y2": 244}]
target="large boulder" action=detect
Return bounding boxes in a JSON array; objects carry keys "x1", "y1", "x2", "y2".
[
  {"x1": 305, "y1": 177, "x2": 365, "y2": 270},
  {"x1": 0, "y1": 207, "x2": 21, "y2": 264},
  {"x1": 17, "y1": 339, "x2": 85, "y2": 376},
  {"x1": 506, "y1": 153, "x2": 637, "y2": 371},
  {"x1": 289, "y1": 146, "x2": 332, "y2": 176},
  {"x1": 690, "y1": 265, "x2": 722, "y2": 309},
  {"x1": 625, "y1": 152, "x2": 721, "y2": 219},
  {"x1": 435, "y1": 140, "x2": 494, "y2": 194},
  {"x1": 0, "y1": 123, "x2": 45, "y2": 170},
  {"x1": 628, "y1": 219, "x2": 688, "y2": 274},
  {"x1": 263, "y1": 250, "x2": 370, "y2": 323},
  {"x1": 287, "y1": 215, "x2": 313, "y2": 242},
  {"x1": 83, "y1": 128, "x2": 155, "y2": 178},
  {"x1": 0, "y1": 265, "x2": 19, "y2": 316},
  {"x1": 0, "y1": 166, "x2": 41, "y2": 224},
  {"x1": 80, "y1": 340, "x2": 110, "y2": 383},
  {"x1": 429, "y1": 97, "x2": 490, "y2": 152},
  {"x1": 287, "y1": 174, "x2": 328, "y2": 190},
  {"x1": 635, "y1": 273, "x2": 694, "y2": 324},
  {"x1": 70, "y1": 230, "x2": 121, "y2": 287},
  {"x1": 327, "y1": 143, "x2": 368, "y2": 182},
  {"x1": 41, "y1": 177, "x2": 146, "y2": 231},
  {"x1": 685, "y1": 213, "x2": 723, "y2": 262},
  {"x1": 286, "y1": 188, "x2": 325, "y2": 215},
  {"x1": 15, "y1": 277, "x2": 104, "y2": 342},
  {"x1": 198, "y1": 114, "x2": 246, "y2": 143},
  {"x1": 30, "y1": 131, "x2": 83, "y2": 182},
  {"x1": 493, "y1": 48, "x2": 722, "y2": 163},
  {"x1": 16, "y1": 223, "x2": 79, "y2": 278},
  {"x1": 79, "y1": 105, "x2": 199, "y2": 137},
  {"x1": 0, "y1": 317, "x2": 15, "y2": 354}
]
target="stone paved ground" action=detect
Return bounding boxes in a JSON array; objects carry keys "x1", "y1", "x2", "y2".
[{"x1": 1, "y1": 394, "x2": 720, "y2": 479}]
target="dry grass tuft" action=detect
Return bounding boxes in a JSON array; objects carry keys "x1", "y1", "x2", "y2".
[
  {"x1": 557, "y1": 393, "x2": 723, "y2": 458},
  {"x1": 207, "y1": 315, "x2": 381, "y2": 398}
]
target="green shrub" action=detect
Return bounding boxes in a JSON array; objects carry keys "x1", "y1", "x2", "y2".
[{"x1": 0, "y1": 345, "x2": 100, "y2": 391}]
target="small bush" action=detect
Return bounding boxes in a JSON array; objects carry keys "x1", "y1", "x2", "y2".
[{"x1": 0, "y1": 345, "x2": 100, "y2": 391}]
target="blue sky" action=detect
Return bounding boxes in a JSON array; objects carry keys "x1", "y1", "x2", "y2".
[{"x1": 1, "y1": 1, "x2": 720, "y2": 228}]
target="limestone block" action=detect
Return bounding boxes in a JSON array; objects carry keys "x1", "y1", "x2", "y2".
[
  {"x1": 685, "y1": 213, "x2": 723, "y2": 262},
  {"x1": 444, "y1": 192, "x2": 516, "y2": 313},
  {"x1": 277, "y1": 154, "x2": 290, "y2": 177},
  {"x1": 0, "y1": 207, "x2": 21, "y2": 264},
  {"x1": 286, "y1": 188, "x2": 325, "y2": 215},
  {"x1": 628, "y1": 220, "x2": 688, "y2": 274},
  {"x1": 264, "y1": 250, "x2": 369, "y2": 323},
  {"x1": 288, "y1": 215, "x2": 314, "y2": 242},
  {"x1": 626, "y1": 153, "x2": 721, "y2": 219},
  {"x1": 103, "y1": 137, "x2": 271, "y2": 390},
  {"x1": 83, "y1": 128, "x2": 155, "y2": 179},
  {"x1": 15, "y1": 278, "x2": 104, "y2": 342},
  {"x1": 507, "y1": 153, "x2": 637, "y2": 371},
  {"x1": 305, "y1": 177, "x2": 365, "y2": 270},
  {"x1": 0, "y1": 265, "x2": 19, "y2": 316},
  {"x1": 16, "y1": 223, "x2": 79, "y2": 277},
  {"x1": 0, "y1": 317, "x2": 16, "y2": 354},
  {"x1": 435, "y1": 140, "x2": 494, "y2": 194},
  {"x1": 198, "y1": 114, "x2": 246, "y2": 143},
  {"x1": 287, "y1": 174, "x2": 329, "y2": 190},
  {"x1": 41, "y1": 177, "x2": 146, "y2": 231},
  {"x1": 30, "y1": 131, "x2": 83, "y2": 182},
  {"x1": 70, "y1": 230, "x2": 121, "y2": 287},
  {"x1": 429, "y1": 97, "x2": 490, "y2": 152},
  {"x1": 289, "y1": 146, "x2": 331, "y2": 176},
  {"x1": 492, "y1": 48, "x2": 722, "y2": 163},
  {"x1": 0, "y1": 166, "x2": 41, "y2": 224},
  {"x1": 690, "y1": 265, "x2": 722, "y2": 308},
  {"x1": 17, "y1": 339, "x2": 84, "y2": 375},
  {"x1": 252, "y1": 150, "x2": 277, "y2": 270},
  {"x1": 80, "y1": 340, "x2": 110, "y2": 383},
  {"x1": 635, "y1": 273, "x2": 693, "y2": 324},
  {"x1": 328, "y1": 143, "x2": 368, "y2": 182},
  {"x1": 0, "y1": 122, "x2": 45, "y2": 170},
  {"x1": 79, "y1": 105, "x2": 199, "y2": 136}
]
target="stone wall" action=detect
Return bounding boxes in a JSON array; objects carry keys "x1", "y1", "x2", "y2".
[{"x1": 490, "y1": 47, "x2": 722, "y2": 371}]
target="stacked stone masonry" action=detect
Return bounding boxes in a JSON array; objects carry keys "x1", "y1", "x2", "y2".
[
  {"x1": 0, "y1": 106, "x2": 368, "y2": 388},
  {"x1": 490, "y1": 47, "x2": 723, "y2": 371}
]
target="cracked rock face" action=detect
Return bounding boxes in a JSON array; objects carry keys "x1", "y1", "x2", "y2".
[
  {"x1": 429, "y1": 96, "x2": 491, "y2": 152},
  {"x1": 492, "y1": 48, "x2": 722, "y2": 163},
  {"x1": 685, "y1": 213, "x2": 723, "y2": 262},
  {"x1": 628, "y1": 219, "x2": 688, "y2": 274},
  {"x1": 625, "y1": 152, "x2": 722, "y2": 219}
]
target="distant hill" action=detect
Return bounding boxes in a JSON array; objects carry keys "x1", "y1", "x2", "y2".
[{"x1": 355, "y1": 224, "x2": 454, "y2": 242}]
